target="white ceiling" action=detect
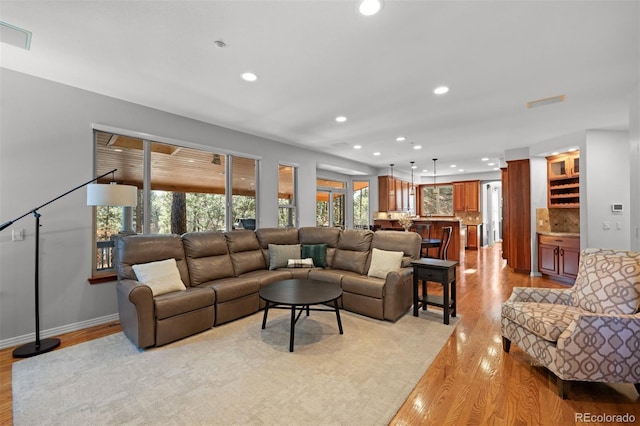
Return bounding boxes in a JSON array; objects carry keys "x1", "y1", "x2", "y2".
[{"x1": 1, "y1": 1, "x2": 638, "y2": 177}]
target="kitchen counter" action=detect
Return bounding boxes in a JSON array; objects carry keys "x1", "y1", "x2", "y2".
[{"x1": 538, "y1": 231, "x2": 580, "y2": 237}]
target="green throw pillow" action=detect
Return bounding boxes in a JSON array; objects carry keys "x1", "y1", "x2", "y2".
[{"x1": 301, "y1": 244, "x2": 327, "y2": 268}]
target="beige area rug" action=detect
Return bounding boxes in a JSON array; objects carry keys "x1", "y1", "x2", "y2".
[{"x1": 13, "y1": 309, "x2": 458, "y2": 425}]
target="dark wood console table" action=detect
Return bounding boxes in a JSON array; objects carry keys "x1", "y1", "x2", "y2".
[{"x1": 411, "y1": 258, "x2": 458, "y2": 324}]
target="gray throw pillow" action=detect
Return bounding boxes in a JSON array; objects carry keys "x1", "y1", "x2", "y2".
[{"x1": 268, "y1": 244, "x2": 301, "y2": 270}]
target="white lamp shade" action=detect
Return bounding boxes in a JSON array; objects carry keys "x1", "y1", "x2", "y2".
[{"x1": 87, "y1": 183, "x2": 138, "y2": 206}]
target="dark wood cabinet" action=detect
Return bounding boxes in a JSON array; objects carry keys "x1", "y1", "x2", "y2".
[
  {"x1": 502, "y1": 160, "x2": 531, "y2": 274},
  {"x1": 466, "y1": 225, "x2": 478, "y2": 249},
  {"x1": 453, "y1": 180, "x2": 479, "y2": 212},
  {"x1": 538, "y1": 234, "x2": 580, "y2": 284}
]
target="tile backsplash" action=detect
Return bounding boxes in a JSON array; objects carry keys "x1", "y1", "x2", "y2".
[{"x1": 536, "y1": 208, "x2": 579, "y2": 233}]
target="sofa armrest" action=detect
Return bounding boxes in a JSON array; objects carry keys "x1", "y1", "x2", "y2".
[
  {"x1": 557, "y1": 313, "x2": 640, "y2": 382},
  {"x1": 506, "y1": 287, "x2": 573, "y2": 305},
  {"x1": 116, "y1": 279, "x2": 156, "y2": 348},
  {"x1": 382, "y1": 267, "x2": 413, "y2": 321}
]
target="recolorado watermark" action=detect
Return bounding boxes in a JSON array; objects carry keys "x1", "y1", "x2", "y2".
[{"x1": 575, "y1": 412, "x2": 636, "y2": 423}]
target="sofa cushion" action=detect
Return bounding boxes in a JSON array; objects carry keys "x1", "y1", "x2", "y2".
[
  {"x1": 268, "y1": 244, "x2": 301, "y2": 270},
  {"x1": 225, "y1": 231, "x2": 266, "y2": 275},
  {"x1": 132, "y1": 258, "x2": 187, "y2": 296},
  {"x1": 115, "y1": 234, "x2": 190, "y2": 285},
  {"x1": 182, "y1": 232, "x2": 235, "y2": 285},
  {"x1": 332, "y1": 229, "x2": 373, "y2": 275},
  {"x1": 256, "y1": 227, "x2": 299, "y2": 247},
  {"x1": 573, "y1": 252, "x2": 640, "y2": 315},
  {"x1": 299, "y1": 227, "x2": 340, "y2": 267},
  {"x1": 342, "y1": 273, "x2": 385, "y2": 299},
  {"x1": 301, "y1": 244, "x2": 327, "y2": 268},
  {"x1": 199, "y1": 277, "x2": 260, "y2": 303},
  {"x1": 367, "y1": 248, "x2": 403, "y2": 279},
  {"x1": 501, "y1": 302, "x2": 582, "y2": 342},
  {"x1": 154, "y1": 287, "x2": 215, "y2": 320}
]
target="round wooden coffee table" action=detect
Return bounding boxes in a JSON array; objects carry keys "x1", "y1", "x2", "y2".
[{"x1": 259, "y1": 278, "x2": 343, "y2": 352}]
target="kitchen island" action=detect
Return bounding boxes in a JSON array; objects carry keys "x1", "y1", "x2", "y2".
[{"x1": 373, "y1": 217, "x2": 462, "y2": 261}]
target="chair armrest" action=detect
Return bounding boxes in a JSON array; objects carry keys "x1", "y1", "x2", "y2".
[
  {"x1": 383, "y1": 267, "x2": 413, "y2": 321},
  {"x1": 116, "y1": 279, "x2": 156, "y2": 348},
  {"x1": 506, "y1": 287, "x2": 573, "y2": 305},
  {"x1": 557, "y1": 313, "x2": 640, "y2": 382}
]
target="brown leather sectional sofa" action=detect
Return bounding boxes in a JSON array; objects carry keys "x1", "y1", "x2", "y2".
[{"x1": 115, "y1": 227, "x2": 421, "y2": 348}]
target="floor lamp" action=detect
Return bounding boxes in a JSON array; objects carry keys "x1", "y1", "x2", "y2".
[{"x1": 0, "y1": 169, "x2": 137, "y2": 358}]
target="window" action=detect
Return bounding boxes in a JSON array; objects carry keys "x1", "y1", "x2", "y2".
[
  {"x1": 93, "y1": 130, "x2": 258, "y2": 275},
  {"x1": 278, "y1": 164, "x2": 297, "y2": 228},
  {"x1": 421, "y1": 184, "x2": 453, "y2": 216},
  {"x1": 353, "y1": 180, "x2": 369, "y2": 229},
  {"x1": 316, "y1": 178, "x2": 345, "y2": 228}
]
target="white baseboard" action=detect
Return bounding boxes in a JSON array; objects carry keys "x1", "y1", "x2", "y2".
[{"x1": 0, "y1": 313, "x2": 119, "y2": 350}]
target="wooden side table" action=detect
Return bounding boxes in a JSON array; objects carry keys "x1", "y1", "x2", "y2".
[{"x1": 411, "y1": 258, "x2": 458, "y2": 324}]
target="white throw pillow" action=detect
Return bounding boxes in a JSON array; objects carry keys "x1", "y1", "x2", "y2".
[
  {"x1": 368, "y1": 248, "x2": 404, "y2": 279},
  {"x1": 132, "y1": 258, "x2": 187, "y2": 296}
]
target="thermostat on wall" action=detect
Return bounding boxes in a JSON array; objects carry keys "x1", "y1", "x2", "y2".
[{"x1": 611, "y1": 203, "x2": 623, "y2": 212}]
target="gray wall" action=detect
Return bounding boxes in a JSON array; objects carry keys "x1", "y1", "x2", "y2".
[{"x1": 0, "y1": 69, "x2": 379, "y2": 346}]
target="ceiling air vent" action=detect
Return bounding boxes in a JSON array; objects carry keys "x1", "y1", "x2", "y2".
[{"x1": 526, "y1": 94, "x2": 565, "y2": 109}]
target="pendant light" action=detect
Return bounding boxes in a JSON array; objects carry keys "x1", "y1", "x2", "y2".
[
  {"x1": 389, "y1": 163, "x2": 395, "y2": 196},
  {"x1": 409, "y1": 161, "x2": 415, "y2": 196},
  {"x1": 432, "y1": 158, "x2": 438, "y2": 186}
]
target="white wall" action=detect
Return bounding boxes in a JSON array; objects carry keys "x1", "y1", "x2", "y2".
[
  {"x1": 583, "y1": 130, "x2": 631, "y2": 249},
  {"x1": 630, "y1": 83, "x2": 640, "y2": 251},
  {"x1": 0, "y1": 69, "x2": 379, "y2": 345},
  {"x1": 529, "y1": 156, "x2": 548, "y2": 274}
]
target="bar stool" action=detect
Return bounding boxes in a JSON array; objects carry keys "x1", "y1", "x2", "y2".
[
  {"x1": 438, "y1": 226, "x2": 453, "y2": 260},
  {"x1": 415, "y1": 224, "x2": 441, "y2": 258}
]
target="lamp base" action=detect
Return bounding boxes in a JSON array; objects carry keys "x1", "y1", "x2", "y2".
[{"x1": 12, "y1": 337, "x2": 61, "y2": 358}]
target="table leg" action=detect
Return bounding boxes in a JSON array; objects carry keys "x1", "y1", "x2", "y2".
[
  {"x1": 289, "y1": 304, "x2": 296, "y2": 352},
  {"x1": 261, "y1": 300, "x2": 270, "y2": 329},
  {"x1": 421, "y1": 280, "x2": 427, "y2": 311},
  {"x1": 334, "y1": 300, "x2": 343, "y2": 334},
  {"x1": 442, "y1": 281, "x2": 450, "y2": 325},
  {"x1": 451, "y1": 278, "x2": 457, "y2": 317},
  {"x1": 412, "y1": 273, "x2": 419, "y2": 316}
]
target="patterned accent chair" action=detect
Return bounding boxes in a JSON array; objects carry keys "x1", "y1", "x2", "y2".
[{"x1": 501, "y1": 248, "x2": 640, "y2": 399}]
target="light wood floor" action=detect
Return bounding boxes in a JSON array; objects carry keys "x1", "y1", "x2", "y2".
[{"x1": 2, "y1": 243, "x2": 639, "y2": 425}]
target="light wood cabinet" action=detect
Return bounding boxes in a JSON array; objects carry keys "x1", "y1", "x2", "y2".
[
  {"x1": 547, "y1": 152, "x2": 579, "y2": 208},
  {"x1": 453, "y1": 180, "x2": 479, "y2": 212},
  {"x1": 378, "y1": 175, "x2": 411, "y2": 212},
  {"x1": 538, "y1": 234, "x2": 580, "y2": 284}
]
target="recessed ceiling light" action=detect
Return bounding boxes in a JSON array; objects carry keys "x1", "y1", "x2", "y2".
[
  {"x1": 567, "y1": 148, "x2": 577, "y2": 152},
  {"x1": 493, "y1": 167, "x2": 500, "y2": 171},
  {"x1": 396, "y1": 136, "x2": 406, "y2": 142},
  {"x1": 373, "y1": 152, "x2": 381, "y2": 156},
  {"x1": 413, "y1": 145, "x2": 422, "y2": 150},
  {"x1": 551, "y1": 151, "x2": 559, "y2": 155},
  {"x1": 481, "y1": 157, "x2": 489, "y2": 161},
  {"x1": 335, "y1": 116, "x2": 347, "y2": 123},
  {"x1": 458, "y1": 169, "x2": 465, "y2": 172},
  {"x1": 188, "y1": 159, "x2": 195, "y2": 163},
  {"x1": 422, "y1": 169, "x2": 428, "y2": 173},
  {"x1": 434, "y1": 86, "x2": 449, "y2": 95},
  {"x1": 411, "y1": 165, "x2": 417, "y2": 169},
  {"x1": 241, "y1": 72, "x2": 257, "y2": 82},
  {"x1": 354, "y1": 145, "x2": 362, "y2": 149},
  {"x1": 113, "y1": 148, "x2": 123, "y2": 152},
  {"x1": 488, "y1": 162, "x2": 495, "y2": 166},
  {"x1": 450, "y1": 164, "x2": 456, "y2": 168},
  {"x1": 359, "y1": 0, "x2": 382, "y2": 16}
]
